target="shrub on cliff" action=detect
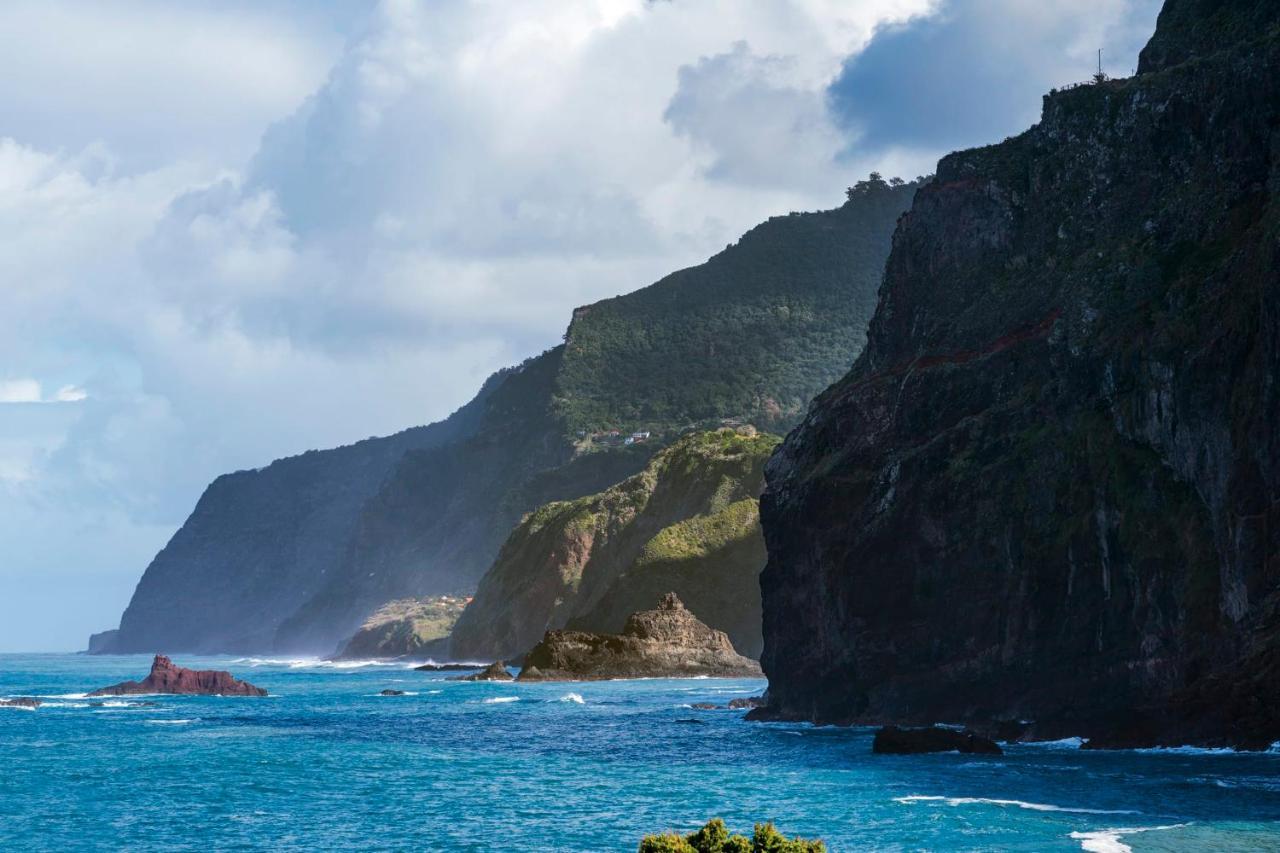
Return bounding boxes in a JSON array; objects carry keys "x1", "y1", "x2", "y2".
[{"x1": 638, "y1": 819, "x2": 824, "y2": 853}]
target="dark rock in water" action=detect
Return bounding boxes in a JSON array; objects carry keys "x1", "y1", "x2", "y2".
[
  {"x1": 89, "y1": 655, "x2": 267, "y2": 697},
  {"x1": 0, "y1": 697, "x2": 41, "y2": 708},
  {"x1": 690, "y1": 702, "x2": 720, "y2": 710},
  {"x1": 518, "y1": 666, "x2": 546, "y2": 681},
  {"x1": 449, "y1": 661, "x2": 514, "y2": 682},
  {"x1": 517, "y1": 593, "x2": 762, "y2": 681},
  {"x1": 872, "y1": 726, "x2": 1003, "y2": 756},
  {"x1": 414, "y1": 662, "x2": 484, "y2": 672},
  {"x1": 675, "y1": 718, "x2": 708, "y2": 725},
  {"x1": 728, "y1": 696, "x2": 765, "y2": 710},
  {"x1": 755, "y1": 0, "x2": 1280, "y2": 750},
  {"x1": 379, "y1": 689, "x2": 406, "y2": 696}
]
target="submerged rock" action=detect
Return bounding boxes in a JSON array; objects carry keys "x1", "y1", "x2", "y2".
[
  {"x1": 449, "y1": 661, "x2": 514, "y2": 682},
  {"x1": 872, "y1": 726, "x2": 1003, "y2": 755},
  {"x1": 516, "y1": 593, "x2": 762, "y2": 681},
  {"x1": 379, "y1": 689, "x2": 406, "y2": 696},
  {"x1": 0, "y1": 697, "x2": 41, "y2": 708},
  {"x1": 89, "y1": 655, "x2": 267, "y2": 697}
]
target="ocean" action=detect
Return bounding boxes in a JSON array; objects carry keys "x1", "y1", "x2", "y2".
[{"x1": 2, "y1": 654, "x2": 1278, "y2": 851}]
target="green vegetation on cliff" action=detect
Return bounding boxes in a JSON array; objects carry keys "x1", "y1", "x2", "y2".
[
  {"x1": 554, "y1": 177, "x2": 919, "y2": 437},
  {"x1": 639, "y1": 819, "x2": 825, "y2": 853},
  {"x1": 449, "y1": 428, "x2": 780, "y2": 660}
]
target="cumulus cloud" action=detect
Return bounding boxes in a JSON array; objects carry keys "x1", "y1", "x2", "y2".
[{"x1": 0, "y1": 0, "x2": 1163, "y2": 650}]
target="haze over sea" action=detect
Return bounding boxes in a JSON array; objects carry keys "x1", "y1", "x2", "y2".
[{"x1": 2, "y1": 655, "x2": 1278, "y2": 851}]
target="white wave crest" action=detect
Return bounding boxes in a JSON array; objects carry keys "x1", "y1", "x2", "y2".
[
  {"x1": 145, "y1": 719, "x2": 196, "y2": 725},
  {"x1": 557, "y1": 693, "x2": 585, "y2": 704},
  {"x1": 1018, "y1": 737, "x2": 1085, "y2": 749},
  {"x1": 895, "y1": 796, "x2": 1137, "y2": 815},
  {"x1": 1069, "y1": 823, "x2": 1189, "y2": 853},
  {"x1": 482, "y1": 696, "x2": 520, "y2": 704}
]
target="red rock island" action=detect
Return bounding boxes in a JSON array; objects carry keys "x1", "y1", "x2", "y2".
[{"x1": 89, "y1": 654, "x2": 267, "y2": 697}]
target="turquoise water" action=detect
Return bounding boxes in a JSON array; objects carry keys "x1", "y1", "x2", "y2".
[{"x1": 2, "y1": 654, "x2": 1279, "y2": 851}]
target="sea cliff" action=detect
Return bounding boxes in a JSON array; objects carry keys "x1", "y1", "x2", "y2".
[{"x1": 755, "y1": 0, "x2": 1280, "y2": 748}]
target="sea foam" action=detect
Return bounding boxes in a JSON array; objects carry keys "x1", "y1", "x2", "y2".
[
  {"x1": 895, "y1": 796, "x2": 1137, "y2": 815},
  {"x1": 1069, "y1": 823, "x2": 1189, "y2": 853}
]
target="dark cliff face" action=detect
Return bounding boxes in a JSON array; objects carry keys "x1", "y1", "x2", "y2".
[
  {"x1": 99, "y1": 185, "x2": 916, "y2": 656},
  {"x1": 758, "y1": 4, "x2": 1280, "y2": 747}
]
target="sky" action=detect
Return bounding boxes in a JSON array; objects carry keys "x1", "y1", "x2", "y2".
[{"x1": 0, "y1": 0, "x2": 1162, "y2": 652}]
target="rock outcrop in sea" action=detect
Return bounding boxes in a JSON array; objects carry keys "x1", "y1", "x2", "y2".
[
  {"x1": 517, "y1": 593, "x2": 761, "y2": 681},
  {"x1": 754, "y1": 0, "x2": 1280, "y2": 750},
  {"x1": 451, "y1": 429, "x2": 779, "y2": 662},
  {"x1": 872, "y1": 727, "x2": 1002, "y2": 755},
  {"x1": 88, "y1": 655, "x2": 267, "y2": 697}
]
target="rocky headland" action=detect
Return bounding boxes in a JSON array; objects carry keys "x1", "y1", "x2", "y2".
[
  {"x1": 333, "y1": 595, "x2": 468, "y2": 660},
  {"x1": 451, "y1": 429, "x2": 779, "y2": 662},
  {"x1": 89, "y1": 655, "x2": 267, "y2": 697},
  {"x1": 517, "y1": 593, "x2": 761, "y2": 681},
  {"x1": 754, "y1": 0, "x2": 1280, "y2": 749}
]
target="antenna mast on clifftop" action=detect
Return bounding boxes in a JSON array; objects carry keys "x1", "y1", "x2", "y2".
[{"x1": 1093, "y1": 48, "x2": 1108, "y2": 84}]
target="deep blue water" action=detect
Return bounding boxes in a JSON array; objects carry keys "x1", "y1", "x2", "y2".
[{"x1": 2, "y1": 654, "x2": 1279, "y2": 851}]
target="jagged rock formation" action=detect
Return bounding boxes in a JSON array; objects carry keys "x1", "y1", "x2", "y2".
[
  {"x1": 0, "y1": 698, "x2": 41, "y2": 709},
  {"x1": 755, "y1": 0, "x2": 1280, "y2": 749},
  {"x1": 333, "y1": 595, "x2": 469, "y2": 660},
  {"x1": 517, "y1": 593, "x2": 762, "y2": 681},
  {"x1": 93, "y1": 182, "x2": 917, "y2": 656},
  {"x1": 449, "y1": 429, "x2": 779, "y2": 661},
  {"x1": 89, "y1": 655, "x2": 267, "y2": 697}
]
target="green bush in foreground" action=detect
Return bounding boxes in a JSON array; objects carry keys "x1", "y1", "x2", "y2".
[{"x1": 639, "y1": 818, "x2": 825, "y2": 853}]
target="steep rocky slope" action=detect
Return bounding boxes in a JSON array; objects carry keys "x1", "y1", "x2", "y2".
[
  {"x1": 450, "y1": 429, "x2": 779, "y2": 661},
  {"x1": 756, "y1": 0, "x2": 1280, "y2": 748},
  {"x1": 95, "y1": 182, "x2": 916, "y2": 655}
]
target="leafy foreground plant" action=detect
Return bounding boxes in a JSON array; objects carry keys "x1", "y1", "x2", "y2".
[{"x1": 639, "y1": 818, "x2": 825, "y2": 853}]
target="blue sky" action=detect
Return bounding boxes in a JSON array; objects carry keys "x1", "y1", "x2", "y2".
[{"x1": 0, "y1": 0, "x2": 1161, "y2": 651}]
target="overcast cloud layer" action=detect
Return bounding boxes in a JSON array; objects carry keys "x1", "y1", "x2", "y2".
[{"x1": 0, "y1": 0, "x2": 1160, "y2": 651}]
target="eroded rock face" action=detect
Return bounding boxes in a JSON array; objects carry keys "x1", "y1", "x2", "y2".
[
  {"x1": 89, "y1": 655, "x2": 267, "y2": 697},
  {"x1": 757, "y1": 1, "x2": 1280, "y2": 749},
  {"x1": 517, "y1": 594, "x2": 762, "y2": 681}
]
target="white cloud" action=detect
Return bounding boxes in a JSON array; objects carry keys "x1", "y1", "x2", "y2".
[{"x1": 0, "y1": 378, "x2": 87, "y2": 404}]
